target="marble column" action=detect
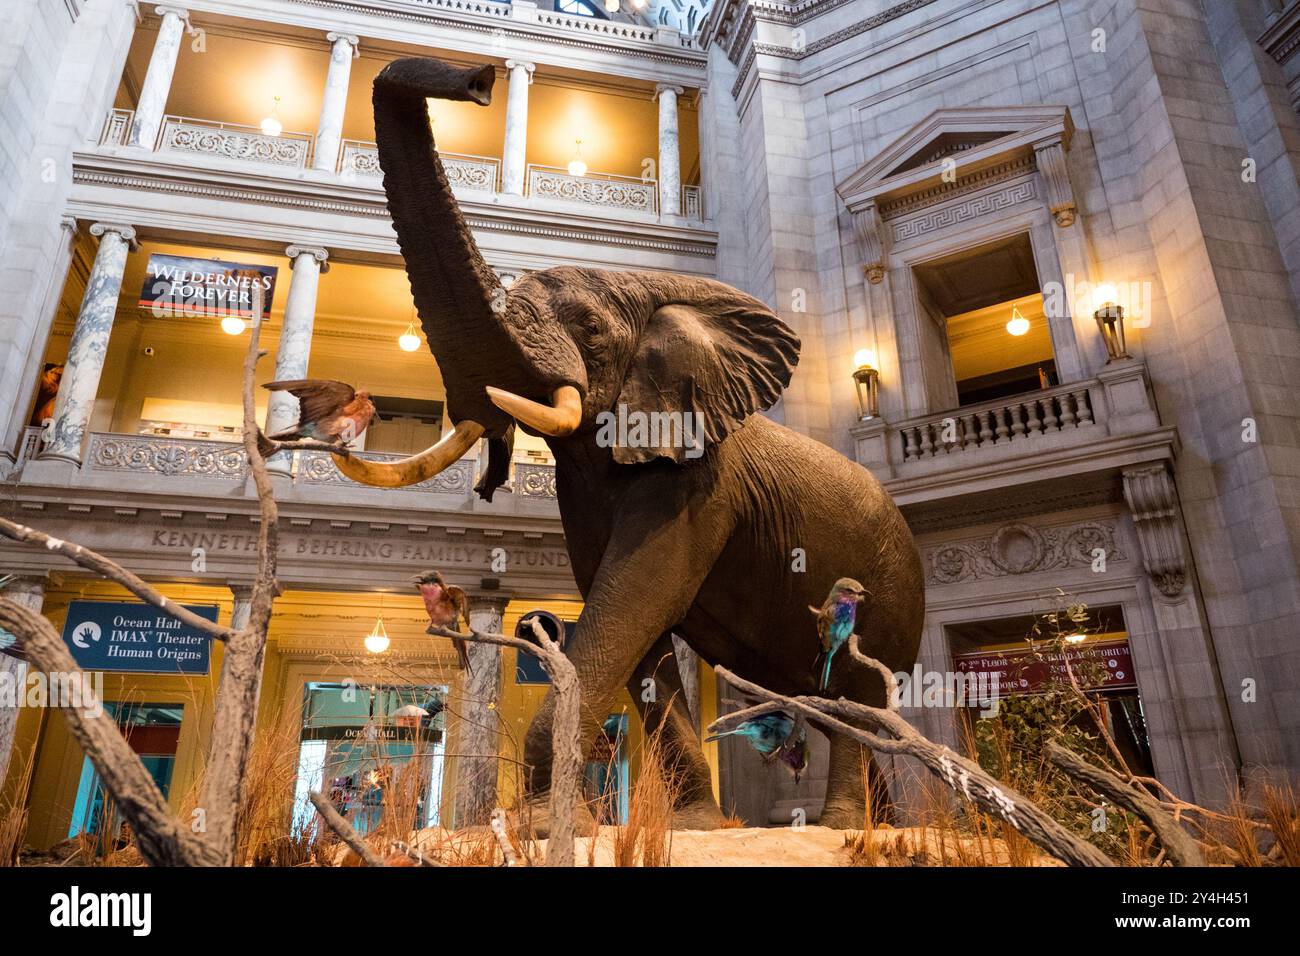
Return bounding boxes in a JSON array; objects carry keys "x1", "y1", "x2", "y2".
[
  {"x1": 454, "y1": 593, "x2": 509, "y2": 827},
  {"x1": 41, "y1": 223, "x2": 137, "y2": 464},
  {"x1": 127, "y1": 6, "x2": 189, "y2": 149},
  {"x1": 501, "y1": 60, "x2": 534, "y2": 196},
  {"x1": 312, "y1": 33, "x2": 359, "y2": 173},
  {"x1": 655, "y1": 84, "x2": 684, "y2": 217},
  {"x1": 264, "y1": 245, "x2": 328, "y2": 475},
  {"x1": 0, "y1": 577, "x2": 46, "y2": 787}
]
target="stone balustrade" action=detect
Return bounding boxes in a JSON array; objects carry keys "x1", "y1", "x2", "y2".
[
  {"x1": 63, "y1": 432, "x2": 559, "y2": 501},
  {"x1": 338, "y1": 140, "x2": 500, "y2": 192},
  {"x1": 155, "y1": 115, "x2": 313, "y2": 168},
  {"x1": 527, "y1": 165, "x2": 658, "y2": 213},
  {"x1": 896, "y1": 382, "x2": 1098, "y2": 463}
]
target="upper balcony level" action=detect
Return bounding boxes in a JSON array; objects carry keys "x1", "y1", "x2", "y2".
[{"x1": 75, "y1": 4, "x2": 711, "y2": 259}]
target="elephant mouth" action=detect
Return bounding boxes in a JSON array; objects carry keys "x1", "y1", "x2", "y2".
[{"x1": 329, "y1": 385, "x2": 582, "y2": 488}]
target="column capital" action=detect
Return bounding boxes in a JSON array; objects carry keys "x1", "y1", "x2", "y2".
[
  {"x1": 59, "y1": 215, "x2": 78, "y2": 235},
  {"x1": 154, "y1": 4, "x2": 189, "y2": 21},
  {"x1": 655, "y1": 83, "x2": 684, "y2": 100},
  {"x1": 285, "y1": 244, "x2": 330, "y2": 272},
  {"x1": 466, "y1": 591, "x2": 512, "y2": 616},
  {"x1": 89, "y1": 221, "x2": 138, "y2": 250},
  {"x1": 505, "y1": 59, "x2": 535, "y2": 81},
  {"x1": 326, "y1": 32, "x2": 360, "y2": 56}
]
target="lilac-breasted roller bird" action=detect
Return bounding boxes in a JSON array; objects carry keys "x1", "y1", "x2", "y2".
[
  {"x1": 257, "y1": 379, "x2": 376, "y2": 457},
  {"x1": 775, "y1": 726, "x2": 811, "y2": 784},
  {"x1": 705, "y1": 712, "x2": 795, "y2": 756},
  {"x1": 413, "y1": 570, "x2": 472, "y2": 672},
  {"x1": 810, "y1": 577, "x2": 868, "y2": 691}
]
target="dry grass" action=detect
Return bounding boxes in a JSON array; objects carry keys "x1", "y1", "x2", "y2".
[
  {"x1": 0, "y1": 740, "x2": 36, "y2": 866},
  {"x1": 612, "y1": 719, "x2": 678, "y2": 867}
]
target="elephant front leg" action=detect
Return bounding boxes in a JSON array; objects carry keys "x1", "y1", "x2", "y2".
[
  {"x1": 522, "y1": 481, "x2": 735, "y2": 828},
  {"x1": 627, "y1": 632, "x2": 725, "y2": 829}
]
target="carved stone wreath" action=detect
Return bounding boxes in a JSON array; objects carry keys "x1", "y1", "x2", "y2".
[{"x1": 926, "y1": 521, "x2": 1125, "y2": 586}]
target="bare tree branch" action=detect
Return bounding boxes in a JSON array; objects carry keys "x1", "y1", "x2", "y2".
[
  {"x1": 490, "y1": 808, "x2": 519, "y2": 867},
  {"x1": 196, "y1": 286, "x2": 280, "y2": 863},
  {"x1": 1046, "y1": 742, "x2": 1205, "y2": 866},
  {"x1": 0, "y1": 600, "x2": 208, "y2": 864},
  {"x1": 309, "y1": 791, "x2": 385, "y2": 867},
  {"x1": 0, "y1": 517, "x2": 235, "y2": 645},
  {"x1": 711, "y1": 665, "x2": 1114, "y2": 867},
  {"x1": 430, "y1": 618, "x2": 582, "y2": 867}
]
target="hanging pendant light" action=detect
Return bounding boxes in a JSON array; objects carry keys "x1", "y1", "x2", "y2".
[
  {"x1": 260, "y1": 96, "x2": 283, "y2": 137},
  {"x1": 604, "y1": 0, "x2": 620, "y2": 12},
  {"x1": 220, "y1": 315, "x2": 247, "y2": 336},
  {"x1": 1005, "y1": 305, "x2": 1030, "y2": 337},
  {"x1": 567, "y1": 139, "x2": 588, "y2": 178},
  {"x1": 364, "y1": 613, "x2": 390, "y2": 654},
  {"x1": 398, "y1": 317, "x2": 421, "y2": 352}
]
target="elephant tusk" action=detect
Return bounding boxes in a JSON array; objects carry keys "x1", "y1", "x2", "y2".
[
  {"x1": 486, "y1": 385, "x2": 582, "y2": 437},
  {"x1": 329, "y1": 420, "x2": 485, "y2": 488}
]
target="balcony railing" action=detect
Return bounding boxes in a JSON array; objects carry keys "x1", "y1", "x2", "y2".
[
  {"x1": 682, "y1": 184, "x2": 702, "y2": 221},
  {"x1": 101, "y1": 108, "x2": 134, "y2": 146},
  {"x1": 338, "y1": 140, "x2": 500, "y2": 192},
  {"x1": 71, "y1": 431, "x2": 557, "y2": 500},
  {"x1": 527, "y1": 164, "x2": 657, "y2": 213},
  {"x1": 896, "y1": 382, "x2": 1097, "y2": 463},
  {"x1": 96, "y1": 112, "x2": 704, "y2": 220},
  {"x1": 156, "y1": 115, "x2": 313, "y2": 168}
]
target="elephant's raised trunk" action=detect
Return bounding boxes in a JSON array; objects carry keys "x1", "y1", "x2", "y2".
[{"x1": 373, "y1": 58, "x2": 519, "y2": 434}]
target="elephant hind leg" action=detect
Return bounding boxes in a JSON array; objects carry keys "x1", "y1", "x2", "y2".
[
  {"x1": 628, "y1": 632, "x2": 726, "y2": 830},
  {"x1": 819, "y1": 732, "x2": 894, "y2": 830}
]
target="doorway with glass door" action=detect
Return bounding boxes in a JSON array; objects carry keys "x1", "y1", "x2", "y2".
[{"x1": 291, "y1": 682, "x2": 449, "y2": 839}]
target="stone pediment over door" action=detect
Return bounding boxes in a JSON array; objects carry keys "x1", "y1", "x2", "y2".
[{"x1": 836, "y1": 106, "x2": 1077, "y2": 283}]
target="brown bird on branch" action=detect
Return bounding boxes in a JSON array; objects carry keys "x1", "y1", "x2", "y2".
[
  {"x1": 257, "y1": 379, "x2": 376, "y2": 457},
  {"x1": 414, "y1": 570, "x2": 472, "y2": 672}
]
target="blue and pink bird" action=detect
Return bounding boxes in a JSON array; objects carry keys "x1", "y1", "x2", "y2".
[{"x1": 810, "y1": 577, "x2": 868, "y2": 691}]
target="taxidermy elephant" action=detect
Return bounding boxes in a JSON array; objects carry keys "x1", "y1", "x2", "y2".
[{"x1": 336, "y1": 57, "x2": 926, "y2": 829}]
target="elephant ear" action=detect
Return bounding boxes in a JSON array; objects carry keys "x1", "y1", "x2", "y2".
[{"x1": 611, "y1": 297, "x2": 800, "y2": 464}]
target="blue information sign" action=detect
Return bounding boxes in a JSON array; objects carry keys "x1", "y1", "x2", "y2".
[{"x1": 61, "y1": 600, "x2": 219, "y2": 675}]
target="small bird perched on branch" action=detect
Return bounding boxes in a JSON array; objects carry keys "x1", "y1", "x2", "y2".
[
  {"x1": 257, "y1": 379, "x2": 376, "y2": 457},
  {"x1": 413, "y1": 570, "x2": 472, "y2": 672},
  {"x1": 706, "y1": 712, "x2": 795, "y2": 756},
  {"x1": 706, "y1": 711, "x2": 810, "y2": 783},
  {"x1": 811, "y1": 577, "x2": 868, "y2": 691}
]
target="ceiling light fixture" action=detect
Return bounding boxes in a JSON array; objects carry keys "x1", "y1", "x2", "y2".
[
  {"x1": 1006, "y1": 306, "x2": 1030, "y2": 337},
  {"x1": 260, "y1": 96, "x2": 283, "y2": 137},
  {"x1": 364, "y1": 613, "x2": 390, "y2": 654},
  {"x1": 399, "y1": 319, "x2": 421, "y2": 352},
  {"x1": 220, "y1": 315, "x2": 246, "y2": 336},
  {"x1": 604, "y1": 0, "x2": 620, "y2": 12},
  {"x1": 567, "y1": 139, "x2": 588, "y2": 178}
]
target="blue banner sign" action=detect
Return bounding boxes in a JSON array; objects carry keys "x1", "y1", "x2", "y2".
[{"x1": 61, "y1": 600, "x2": 219, "y2": 675}]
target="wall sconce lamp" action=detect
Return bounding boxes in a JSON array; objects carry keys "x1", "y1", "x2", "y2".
[
  {"x1": 853, "y1": 349, "x2": 880, "y2": 421},
  {"x1": 1092, "y1": 284, "x2": 1130, "y2": 361}
]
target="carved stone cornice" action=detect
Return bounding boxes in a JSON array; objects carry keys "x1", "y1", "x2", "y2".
[
  {"x1": 1259, "y1": 2, "x2": 1300, "y2": 65},
  {"x1": 1121, "y1": 465, "x2": 1187, "y2": 598}
]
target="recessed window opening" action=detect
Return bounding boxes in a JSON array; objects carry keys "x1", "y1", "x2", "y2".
[{"x1": 913, "y1": 233, "x2": 1057, "y2": 409}]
